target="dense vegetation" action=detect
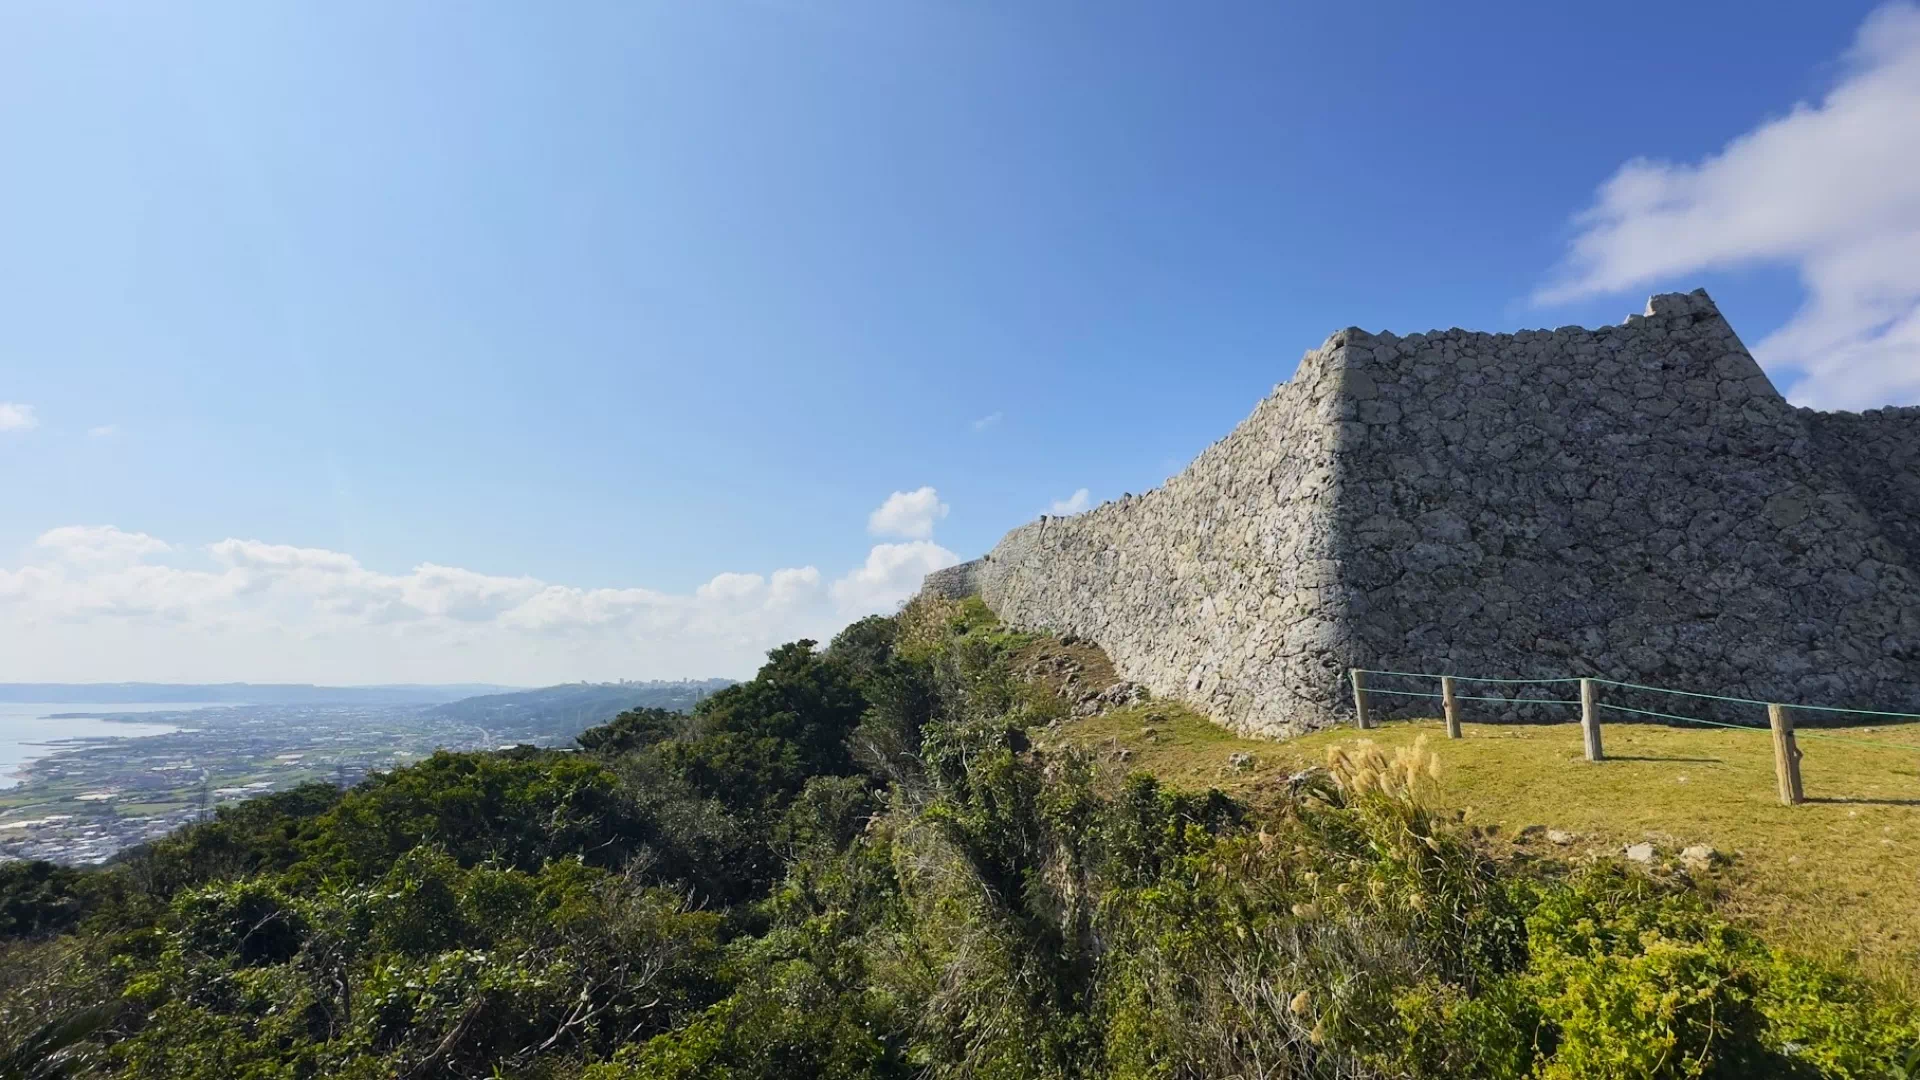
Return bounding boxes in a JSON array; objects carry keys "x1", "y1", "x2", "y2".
[{"x1": 2, "y1": 598, "x2": 1915, "y2": 1079}]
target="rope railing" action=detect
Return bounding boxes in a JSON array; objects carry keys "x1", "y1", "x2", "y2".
[
  {"x1": 1594, "y1": 701, "x2": 1767, "y2": 733},
  {"x1": 1357, "y1": 668, "x2": 1583, "y2": 686},
  {"x1": 1592, "y1": 676, "x2": 1920, "y2": 722},
  {"x1": 1347, "y1": 666, "x2": 1920, "y2": 806},
  {"x1": 1369, "y1": 687, "x2": 1580, "y2": 706}
]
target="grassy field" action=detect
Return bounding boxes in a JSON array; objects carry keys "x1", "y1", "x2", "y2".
[{"x1": 1044, "y1": 697, "x2": 1920, "y2": 987}]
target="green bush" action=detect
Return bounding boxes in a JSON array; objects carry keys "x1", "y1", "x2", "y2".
[{"x1": 0, "y1": 861, "x2": 90, "y2": 940}]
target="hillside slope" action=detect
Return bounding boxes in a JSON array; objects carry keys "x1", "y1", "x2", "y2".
[
  {"x1": 0, "y1": 599, "x2": 1912, "y2": 1078},
  {"x1": 1024, "y1": 631, "x2": 1920, "y2": 986}
]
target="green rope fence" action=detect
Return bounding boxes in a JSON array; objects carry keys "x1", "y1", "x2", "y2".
[
  {"x1": 1348, "y1": 666, "x2": 1920, "y2": 804},
  {"x1": 1360, "y1": 668, "x2": 1583, "y2": 685},
  {"x1": 1795, "y1": 729, "x2": 1920, "y2": 753},
  {"x1": 1595, "y1": 701, "x2": 1769, "y2": 733}
]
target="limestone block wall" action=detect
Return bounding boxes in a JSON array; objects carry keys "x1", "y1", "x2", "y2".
[
  {"x1": 950, "y1": 291, "x2": 1920, "y2": 737},
  {"x1": 1801, "y1": 406, "x2": 1920, "y2": 572},
  {"x1": 976, "y1": 354, "x2": 1353, "y2": 737},
  {"x1": 922, "y1": 560, "x2": 983, "y2": 600},
  {"x1": 1324, "y1": 290, "x2": 1920, "y2": 725}
]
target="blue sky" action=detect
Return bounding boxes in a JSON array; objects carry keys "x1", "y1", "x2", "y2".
[{"x1": 4, "y1": 1, "x2": 1917, "y2": 683}]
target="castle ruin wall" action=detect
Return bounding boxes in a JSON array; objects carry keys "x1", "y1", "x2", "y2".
[
  {"x1": 948, "y1": 291, "x2": 1920, "y2": 737},
  {"x1": 1801, "y1": 405, "x2": 1920, "y2": 573}
]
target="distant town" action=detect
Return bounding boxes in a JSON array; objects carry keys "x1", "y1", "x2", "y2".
[{"x1": 0, "y1": 679, "x2": 730, "y2": 864}]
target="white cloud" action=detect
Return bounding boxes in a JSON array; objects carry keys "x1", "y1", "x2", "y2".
[
  {"x1": 210, "y1": 538, "x2": 361, "y2": 574},
  {"x1": 767, "y1": 566, "x2": 823, "y2": 608},
  {"x1": 696, "y1": 571, "x2": 770, "y2": 604},
  {"x1": 87, "y1": 425, "x2": 117, "y2": 438},
  {"x1": 971, "y1": 411, "x2": 1003, "y2": 431},
  {"x1": 1, "y1": 502, "x2": 965, "y2": 682},
  {"x1": 400, "y1": 563, "x2": 546, "y2": 622},
  {"x1": 829, "y1": 540, "x2": 960, "y2": 617},
  {"x1": 494, "y1": 584, "x2": 671, "y2": 634},
  {"x1": 37, "y1": 525, "x2": 172, "y2": 565},
  {"x1": 1048, "y1": 488, "x2": 1091, "y2": 516},
  {"x1": 867, "y1": 486, "x2": 950, "y2": 539},
  {"x1": 1536, "y1": 2, "x2": 1920, "y2": 409},
  {"x1": 0, "y1": 403, "x2": 37, "y2": 432}
]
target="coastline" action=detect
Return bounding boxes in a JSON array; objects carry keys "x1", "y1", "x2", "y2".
[{"x1": 0, "y1": 704, "x2": 202, "y2": 792}]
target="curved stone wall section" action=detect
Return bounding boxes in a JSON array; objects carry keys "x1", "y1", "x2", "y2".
[
  {"x1": 977, "y1": 339, "x2": 1361, "y2": 738},
  {"x1": 952, "y1": 290, "x2": 1920, "y2": 737},
  {"x1": 921, "y1": 560, "x2": 985, "y2": 601}
]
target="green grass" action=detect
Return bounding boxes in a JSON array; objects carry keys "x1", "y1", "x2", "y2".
[
  {"x1": 1043, "y1": 704, "x2": 1920, "y2": 987},
  {"x1": 1053, "y1": 699, "x2": 1277, "y2": 795}
]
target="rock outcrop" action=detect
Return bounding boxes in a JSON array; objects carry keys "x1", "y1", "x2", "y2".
[{"x1": 929, "y1": 291, "x2": 1920, "y2": 737}]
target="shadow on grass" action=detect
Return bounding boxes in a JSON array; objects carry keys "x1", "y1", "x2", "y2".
[
  {"x1": 1608, "y1": 755, "x2": 1724, "y2": 764},
  {"x1": 1804, "y1": 796, "x2": 1920, "y2": 807}
]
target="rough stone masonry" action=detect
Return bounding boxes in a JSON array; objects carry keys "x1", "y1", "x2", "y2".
[{"x1": 925, "y1": 290, "x2": 1920, "y2": 738}]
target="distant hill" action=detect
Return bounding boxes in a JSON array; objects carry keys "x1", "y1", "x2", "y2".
[
  {"x1": 429, "y1": 680, "x2": 734, "y2": 741},
  {"x1": 0, "y1": 683, "x2": 519, "y2": 706}
]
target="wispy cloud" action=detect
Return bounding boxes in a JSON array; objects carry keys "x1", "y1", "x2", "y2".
[
  {"x1": 1048, "y1": 488, "x2": 1091, "y2": 516},
  {"x1": 87, "y1": 425, "x2": 118, "y2": 438},
  {"x1": 0, "y1": 498, "x2": 961, "y2": 683},
  {"x1": 971, "y1": 411, "x2": 1003, "y2": 432},
  {"x1": 38, "y1": 525, "x2": 172, "y2": 564},
  {"x1": 1536, "y1": 2, "x2": 1920, "y2": 409},
  {"x1": 0, "y1": 403, "x2": 37, "y2": 432}
]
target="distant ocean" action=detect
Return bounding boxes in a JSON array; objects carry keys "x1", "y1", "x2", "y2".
[{"x1": 0, "y1": 703, "x2": 209, "y2": 789}]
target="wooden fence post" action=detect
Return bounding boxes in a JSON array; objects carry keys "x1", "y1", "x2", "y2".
[
  {"x1": 1441, "y1": 676, "x2": 1461, "y2": 739},
  {"x1": 1579, "y1": 678, "x2": 1604, "y2": 762},
  {"x1": 1769, "y1": 704, "x2": 1804, "y2": 805},
  {"x1": 1351, "y1": 669, "x2": 1372, "y2": 730}
]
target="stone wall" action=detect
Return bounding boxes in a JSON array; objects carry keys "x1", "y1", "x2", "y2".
[
  {"x1": 1801, "y1": 406, "x2": 1920, "y2": 572},
  {"x1": 943, "y1": 290, "x2": 1920, "y2": 737},
  {"x1": 975, "y1": 358, "x2": 1352, "y2": 737},
  {"x1": 921, "y1": 559, "x2": 984, "y2": 600}
]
